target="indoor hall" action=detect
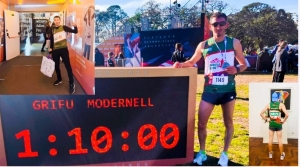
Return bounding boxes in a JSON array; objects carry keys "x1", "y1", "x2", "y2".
[{"x1": 0, "y1": 0, "x2": 86, "y2": 95}]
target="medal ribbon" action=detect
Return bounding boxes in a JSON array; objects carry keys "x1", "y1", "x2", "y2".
[{"x1": 213, "y1": 36, "x2": 227, "y2": 62}]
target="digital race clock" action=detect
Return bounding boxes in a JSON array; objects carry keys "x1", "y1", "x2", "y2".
[{"x1": 0, "y1": 67, "x2": 197, "y2": 166}]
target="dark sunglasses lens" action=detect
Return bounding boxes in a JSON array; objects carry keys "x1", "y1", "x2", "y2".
[
  {"x1": 219, "y1": 21, "x2": 226, "y2": 26},
  {"x1": 212, "y1": 23, "x2": 218, "y2": 27},
  {"x1": 212, "y1": 21, "x2": 226, "y2": 27}
]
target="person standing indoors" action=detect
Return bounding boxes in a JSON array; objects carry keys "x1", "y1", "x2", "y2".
[
  {"x1": 41, "y1": 20, "x2": 51, "y2": 52},
  {"x1": 260, "y1": 93, "x2": 289, "y2": 160},
  {"x1": 173, "y1": 12, "x2": 247, "y2": 166},
  {"x1": 171, "y1": 43, "x2": 185, "y2": 63},
  {"x1": 272, "y1": 41, "x2": 288, "y2": 82},
  {"x1": 48, "y1": 16, "x2": 78, "y2": 94}
]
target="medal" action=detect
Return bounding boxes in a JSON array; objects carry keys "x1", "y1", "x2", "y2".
[
  {"x1": 214, "y1": 37, "x2": 229, "y2": 70},
  {"x1": 222, "y1": 62, "x2": 230, "y2": 69}
]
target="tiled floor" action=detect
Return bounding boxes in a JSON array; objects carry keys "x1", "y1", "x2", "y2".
[{"x1": 21, "y1": 43, "x2": 49, "y2": 57}]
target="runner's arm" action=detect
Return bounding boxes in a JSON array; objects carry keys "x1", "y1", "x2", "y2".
[
  {"x1": 63, "y1": 25, "x2": 78, "y2": 34},
  {"x1": 260, "y1": 104, "x2": 269, "y2": 122},
  {"x1": 280, "y1": 103, "x2": 289, "y2": 123},
  {"x1": 173, "y1": 42, "x2": 204, "y2": 68}
]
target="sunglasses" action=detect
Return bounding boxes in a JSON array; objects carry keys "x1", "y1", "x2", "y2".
[{"x1": 211, "y1": 21, "x2": 227, "y2": 27}]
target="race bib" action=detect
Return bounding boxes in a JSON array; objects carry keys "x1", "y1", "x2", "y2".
[
  {"x1": 270, "y1": 111, "x2": 280, "y2": 119},
  {"x1": 54, "y1": 31, "x2": 66, "y2": 43},
  {"x1": 212, "y1": 75, "x2": 228, "y2": 85}
]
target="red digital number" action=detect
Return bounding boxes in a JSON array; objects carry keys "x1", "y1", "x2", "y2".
[
  {"x1": 91, "y1": 126, "x2": 112, "y2": 153},
  {"x1": 137, "y1": 124, "x2": 157, "y2": 150},
  {"x1": 68, "y1": 128, "x2": 88, "y2": 154},
  {"x1": 15, "y1": 130, "x2": 38, "y2": 158},
  {"x1": 160, "y1": 123, "x2": 179, "y2": 149}
]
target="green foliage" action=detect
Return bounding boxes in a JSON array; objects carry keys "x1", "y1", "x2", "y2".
[
  {"x1": 94, "y1": 0, "x2": 298, "y2": 50},
  {"x1": 95, "y1": 5, "x2": 129, "y2": 42},
  {"x1": 227, "y1": 2, "x2": 298, "y2": 50}
]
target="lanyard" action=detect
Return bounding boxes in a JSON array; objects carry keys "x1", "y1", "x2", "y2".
[{"x1": 213, "y1": 37, "x2": 227, "y2": 61}]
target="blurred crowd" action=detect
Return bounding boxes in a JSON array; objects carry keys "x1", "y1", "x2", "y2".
[{"x1": 244, "y1": 40, "x2": 298, "y2": 74}]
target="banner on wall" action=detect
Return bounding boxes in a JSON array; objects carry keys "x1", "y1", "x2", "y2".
[
  {"x1": 67, "y1": 3, "x2": 95, "y2": 95},
  {"x1": 32, "y1": 19, "x2": 47, "y2": 43},
  {"x1": 138, "y1": 27, "x2": 204, "y2": 68},
  {"x1": 82, "y1": 5, "x2": 95, "y2": 62},
  {"x1": 124, "y1": 33, "x2": 142, "y2": 67},
  {"x1": 66, "y1": 13, "x2": 75, "y2": 45},
  {"x1": 0, "y1": 17, "x2": 4, "y2": 46},
  {"x1": 203, "y1": 15, "x2": 211, "y2": 40}
]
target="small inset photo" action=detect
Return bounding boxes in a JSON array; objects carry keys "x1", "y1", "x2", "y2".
[{"x1": 249, "y1": 83, "x2": 298, "y2": 166}]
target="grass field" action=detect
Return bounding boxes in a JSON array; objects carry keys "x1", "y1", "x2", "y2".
[{"x1": 193, "y1": 73, "x2": 298, "y2": 166}]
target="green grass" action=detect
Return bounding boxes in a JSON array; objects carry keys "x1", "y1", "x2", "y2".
[{"x1": 193, "y1": 83, "x2": 250, "y2": 165}]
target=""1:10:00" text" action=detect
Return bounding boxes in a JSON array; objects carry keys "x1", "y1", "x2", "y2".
[{"x1": 15, "y1": 123, "x2": 180, "y2": 158}]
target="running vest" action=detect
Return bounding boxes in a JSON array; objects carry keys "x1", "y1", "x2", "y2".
[
  {"x1": 202, "y1": 36, "x2": 235, "y2": 92},
  {"x1": 52, "y1": 26, "x2": 67, "y2": 50},
  {"x1": 269, "y1": 102, "x2": 282, "y2": 128}
]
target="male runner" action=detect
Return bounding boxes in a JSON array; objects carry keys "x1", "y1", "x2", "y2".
[
  {"x1": 173, "y1": 12, "x2": 247, "y2": 166},
  {"x1": 260, "y1": 92, "x2": 289, "y2": 160},
  {"x1": 49, "y1": 16, "x2": 78, "y2": 94}
]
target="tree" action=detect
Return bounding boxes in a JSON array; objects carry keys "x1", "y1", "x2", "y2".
[
  {"x1": 135, "y1": 0, "x2": 164, "y2": 30},
  {"x1": 227, "y1": 2, "x2": 298, "y2": 50},
  {"x1": 95, "y1": 5, "x2": 129, "y2": 43},
  {"x1": 205, "y1": 0, "x2": 238, "y2": 18}
]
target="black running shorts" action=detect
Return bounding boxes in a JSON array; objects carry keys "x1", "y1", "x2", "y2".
[
  {"x1": 202, "y1": 91, "x2": 237, "y2": 105},
  {"x1": 269, "y1": 127, "x2": 282, "y2": 131}
]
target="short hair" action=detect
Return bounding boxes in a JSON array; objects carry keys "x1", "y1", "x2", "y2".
[
  {"x1": 210, "y1": 12, "x2": 227, "y2": 22},
  {"x1": 54, "y1": 16, "x2": 60, "y2": 19},
  {"x1": 175, "y1": 43, "x2": 182, "y2": 50},
  {"x1": 108, "y1": 52, "x2": 114, "y2": 56}
]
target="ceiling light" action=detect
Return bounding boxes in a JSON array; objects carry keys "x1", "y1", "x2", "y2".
[{"x1": 47, "y1": 0, "x2": 66, "y2": 4}]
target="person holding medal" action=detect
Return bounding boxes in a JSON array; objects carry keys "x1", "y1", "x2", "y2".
[{"x1": 173, "y1": 12, "x2": 247, "y2": 166}]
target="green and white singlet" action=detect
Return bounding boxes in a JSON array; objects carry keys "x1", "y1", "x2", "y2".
[
  {"x1": 52, "y1": 26, "x2": 68, "y2": 50},
  {"x1": 269, "y1": 102, "x2": 282, "y2": 128},
  {"x1": 202, "y1": 36, "x2": 236, "y2": 93}
]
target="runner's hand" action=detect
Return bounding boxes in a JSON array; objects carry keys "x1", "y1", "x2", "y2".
[
  {"x1": 173, "y1": 62, "x2": 181, "y2": 68},
  {"x1": 225, "y1": 66, "x2": 237, "y2": 74}
]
